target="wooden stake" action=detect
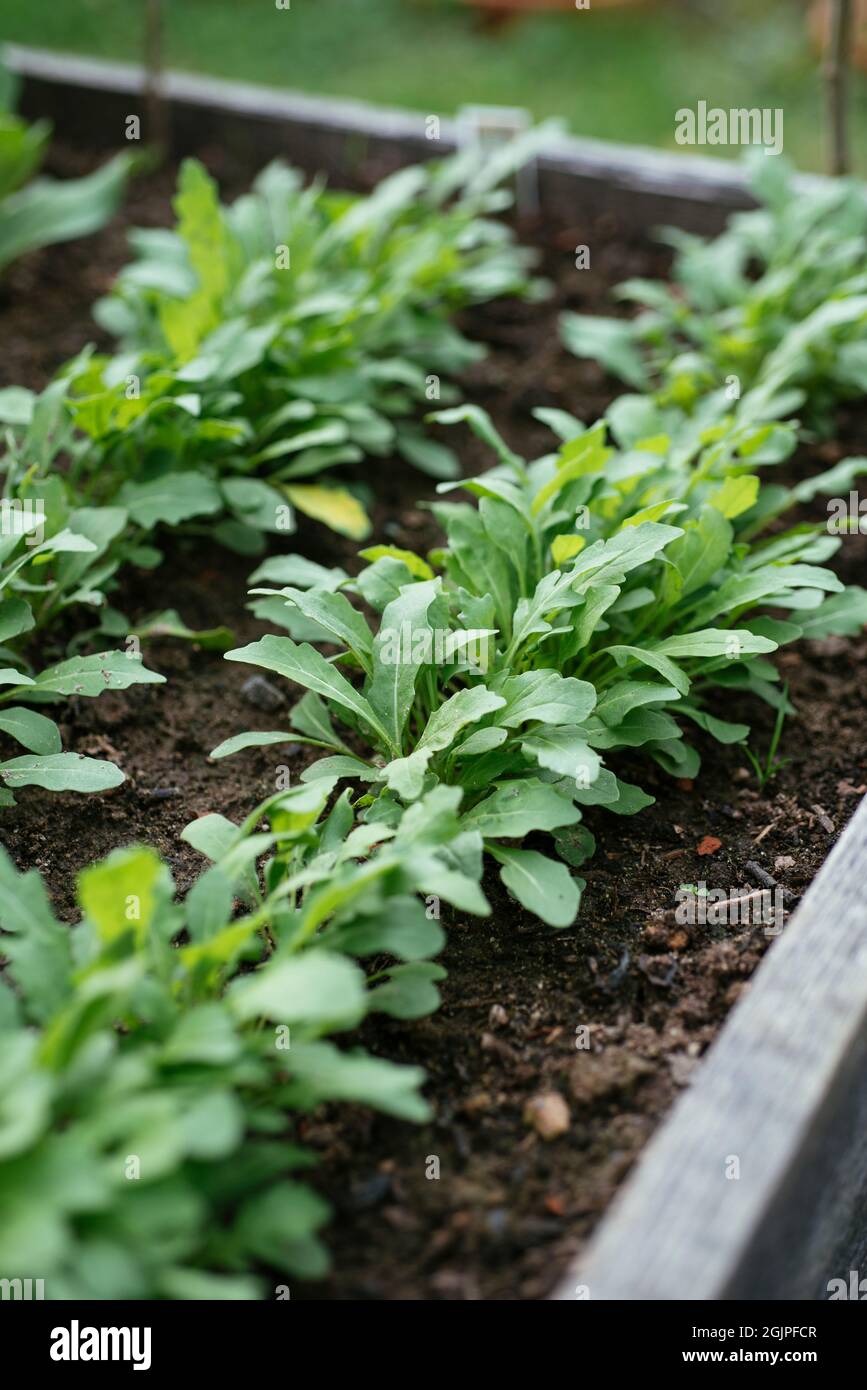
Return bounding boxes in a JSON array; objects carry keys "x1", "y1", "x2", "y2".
[
  {"x1": 825, "y1": 0, "x2": 854, "y2": 176},
  {"x1": 144, "y1": 0, "x2": 169, "y2": 157}
]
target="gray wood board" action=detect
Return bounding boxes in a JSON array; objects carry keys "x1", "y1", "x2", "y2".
[
  {"x1": 3, "y1": 44, "x2": 780, "y2": 234},
  {"x1": 554, "y1": 794, "x2": 867, "y2": 1301}
]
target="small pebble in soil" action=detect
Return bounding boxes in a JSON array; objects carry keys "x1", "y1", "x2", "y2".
[
  {"x1": 347, "y1": 1172, "x2": 392, "y2": 1211},
  {"x1": 485, "y1": 1208, "x2": 509, "y2": 1238},
  {"x1": 241, "y1": 674, "x2": 284, "y2": 711},
  {"x1": 811, "y1": 803, "x2": 836, "y2": 834},
  {"x1": 774, "y1": 855, "x2": 796, "y2": 873},
  {"x1": 140, "y1": 785, "x2": 182, "y2": 800},
  {"x1": 523, "y1": 1091, "x2": 570, "y2": 1141},
  {"x1": 670, "y1": 1053, "x2": 698, "y2": 1087},
  {"x1": 488, "y1": 1003, "x2": 509, "y2": 1028}
]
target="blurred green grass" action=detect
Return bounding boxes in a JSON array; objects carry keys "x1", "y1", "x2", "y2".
[{"x1": 2, "y1": 0, "x2": 865, "y2": 174}]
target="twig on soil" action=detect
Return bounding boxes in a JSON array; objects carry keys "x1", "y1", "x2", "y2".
[
  {"x1": 753, "y1": 813, "x2": 785, "y2": 845},
  {"x1": 744, "y1": 860, "x2": 777, "y2": 889}
]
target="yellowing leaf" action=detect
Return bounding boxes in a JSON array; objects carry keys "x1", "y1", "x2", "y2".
[
  {"x1": 551, "y1": 534, "x2": 586, "y2": 565},
  {"x1": 708, "y1": 474, "x2": 760, "y2": 520},
  {"x1": 633, "y1": 433, "x2": 671, "y2": 455},
  {"x1": 531, "y1": 427, "x2": 611, "y2": 515},
  {"x1": 283, "y1": 485, "x2": 371, "y2": 540},
  {"x1": 159, "y1": 160, "x2": 239, "y2": 358},
  {"x1": 621, "y1": 498, "x2": 682, "y2": 528},
  {"x1": 77, "y1": 846, "x2": 163, "y2": 947},
  {"x1": 359, "y1": 545, "x2": 434, "y2": 579}
]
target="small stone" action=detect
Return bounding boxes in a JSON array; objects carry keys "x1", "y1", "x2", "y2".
[
  {"x1": 811, "y1": 804, "x2": 835, "y2": 834},
  {"x1": 241, "y1": 674, "x2": 284, "y2": 712},
  {"x1": 808, "y1": 635, "x2": 849, "y2": 658},
  {"x1": 488, "y1": 1003, "x2": 509, "y2": 1028},
  {"x1": 348, "y1": 1172, "x2": 391, "y2": 1211},
  {"x1": 571, "y1": 1048, "x2": 653, "y2": 1105},
  {"x1": 523, "y1": 1091, "x2": 570, "y2": 1141},
  {"x1": 774, "y1": 855, "x2": 795, "y2": 873},
  {"x1": 670, "y1": 1053, "x2": 698, "y2": 1087}
]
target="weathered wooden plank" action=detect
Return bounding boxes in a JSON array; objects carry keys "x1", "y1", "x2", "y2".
[
  {"x1": 5, "y1": 44, "x2": 766, "y2": 233},
  {"x1": 554, "y1": 794, "x2": 867, "y2": 1301}
]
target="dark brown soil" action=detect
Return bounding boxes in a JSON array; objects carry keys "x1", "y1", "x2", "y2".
[{"x1": 2, "y1": 143, "x2": 865, "y2": 1301}]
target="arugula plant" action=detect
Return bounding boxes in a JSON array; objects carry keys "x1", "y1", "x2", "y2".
[
  {"x1": 0, "y1": 59, "x2": 130, "y2": 273},
  {"x1": 40, "y1": 132, "x2": 549, "y2": 546},
  {"x1": 211, "y1": 404, "x2": 867, "y2": 928},
  {"x1": 0, "y1": 389, "x2": 164, "y2": 801},
  {"x1": 0, "y1": 776, "x2": 474, "y2": 1296},
  {"x1": 561, "y1": 154, "x2": 867, "y2": 434}
]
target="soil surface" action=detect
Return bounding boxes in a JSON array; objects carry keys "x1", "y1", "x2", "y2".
[{"x1": 2, "y1": 142, "x2": 865, "y2": 1301}]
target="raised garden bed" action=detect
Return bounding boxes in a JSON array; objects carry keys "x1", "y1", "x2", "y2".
[{"x1": 1, "y1": 51, "x2": 866, "y2": 1302}]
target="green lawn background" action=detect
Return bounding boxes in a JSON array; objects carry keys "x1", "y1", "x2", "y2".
[{"x1": 3, "y1": 0, "x2": 866, "y2": 174}]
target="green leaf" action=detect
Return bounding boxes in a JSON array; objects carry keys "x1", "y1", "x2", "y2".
[
  {"x1": 180, "y1": 812, "x2": 238, "y2": 863},
  {"x1": 652, "y1": 628, "x2": 777, "y2": 661},
  {"x1": 275, "y1": 587, "x2": 374, "y2": 674},
  {"x1": 368, "y1": 579, "x2": 441, "y2": 752},
  {"x1": 131, "y1": 609, "x2": 234, "y2": 651},
  {"x1": 660, "y1": 506, "x2": 733, "y2": 604},
  {"x1": 491, "y1": 846, "x2": 581, "y2": 927},
  {"x1": 0, "y1": 752, "x2": 124, "y2": 793},
  {"x1": 32, "y1": 650, "x2": 166, "y2": 698},
  {"x1": 0, "y1": 707, "x2": 61, "y2": 754},
  {"x1": 229, "y1": 950, "x2": 366, "y2": 1031},
  {"x1": 226, "y1": 635, "x2": 395, "y2": 753},
  {"x1": 0, "y1": 846, "x2": 72, "y2": 1022},
  {"x1": 284, "y1": 1040, "x2": 430, "y2": 1122},
  {"x1": 234, "y1": 1181, "x2": 331, "y2": 1262},
  {"x1": 462, "y1": 779, "x2": 581, "y2": 839},
  {"x1": 118, "y1": 472, "x2": 222, "y2": 528},
  {"x1": 491, "y1": 669, "x2": 597, "y2": 727},
  {"x1": 0, "y1": 597, "x2": 34, "y2": 644},
  {"x1": 0, "y1": 153, "x2": 130, "y2": 272},
  {"x1": 595, "y1": 681, "x2": 681, "y2": 727},
  {"x1": 560, "y1": 312, "x2": 649, "y2": 389},
  {"x1": 183, "y1": 871, "x2": 235, "y2": 945},
  {"x1": 368, "y1": 962, "x2": 448, "y2": 1019},
  {"x1": 322, "y1": 897, "x2": 444, "y2": 962},
  {"x1": 520, "y1": 727, "x2": 601, "y2": 785},
  {"x1": 210, "y1": 731, "x2": 296, "y2": 760}
]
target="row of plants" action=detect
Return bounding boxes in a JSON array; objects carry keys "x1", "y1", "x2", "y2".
[
  {"x1": 3, "y1": 146, "x2": 867, "y2": 1295},
  {"x1": 561, "y1": 154, "x2": 867, "y2": 433},
  {"x1": 0, "y1": 777, "x2": 470, "y2": 1297},
  {"x1": 0, "y1": 133, "x2": 548, "y2": 798},
  {"x1": 205, "y1": 158, "x2": 867, "y2": 922},
  {"x1": 0, "y1": 58, "x2": 129, "y2": 274},
  {"x1": 0, "y1": 134, "x2": 552, "y2": 1294}
]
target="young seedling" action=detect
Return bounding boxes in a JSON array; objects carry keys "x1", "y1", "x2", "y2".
[{"x1": 740, "y1": 684, "x2": 792, "y2": 792}]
